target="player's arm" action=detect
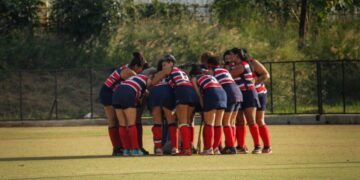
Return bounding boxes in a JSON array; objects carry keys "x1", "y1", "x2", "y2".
[
  {"x1": 150, "y1": 67, "x2": 171, "y2": 86},
  {"x1": 146, "y1": 77, "x2": 153, "y2": 89},
  {"x1": 230, "y1": 64, "x2": 245, "y2": 78},
  {"x1": 253, "y1": 59, "x2": 270, "y2": 84},
  {"x1": 120, "y1": 68, "x2": 137, "y2": 80},
  {"x1": 191, "y1": 77, "x2": 203, "y2": 108}
]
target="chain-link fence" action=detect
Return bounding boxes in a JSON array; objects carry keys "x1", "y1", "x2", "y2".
[{"x1": 0, "y1": 60, "x2": 359, "y2": 121}]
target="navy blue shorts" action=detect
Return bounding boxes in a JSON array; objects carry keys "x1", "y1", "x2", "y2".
[
  {"x1": 112, "y1": 86, "x2": 137, "y2": 109},
  {"x1": 99, "y1": 85, "x2": 113, "y2": 106},
  {"x1": 240, "y1": 89, "x2": 260, "y2": 110},
  {"x1": 174, "y1": 86, "x2": 199, "y2": 106},
  {"x1": 222, "y1": 83, "x2": 243, "y2": 103},
  {"x1": 226, "y1": 101, "x2": 241, "y2": 112},
  {"x1": 203, "y1": 87, "x2": 227, "y2": 112},
  {"x1": 257, "y1": 93, "x2": 267, "y2": 111},
  {"x1": 148, "y1": 85, "x2": 175, "y2": 111}
]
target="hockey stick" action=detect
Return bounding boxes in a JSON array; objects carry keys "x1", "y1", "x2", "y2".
[{"x1": 196, "y1": 113, "x2": 204, "y2": 154}]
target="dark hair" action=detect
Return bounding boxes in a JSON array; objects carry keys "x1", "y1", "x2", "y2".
[
  {"x1": 129, "y1": 52, "x2": 146, "y2": 68},
  {"x1": 142, "y1": 62, "x2": 150, "y2": 71},
  {"x1": 189, "y1": 64, "x2": 203, "y2": 77},
  {"x1": 206, "y1": 55, "x2": 220, "y2": 67},
  {"x1": 156, "y1": 58, "x2": 164, "y2": 71},
  {"x1": 230, "y1": 48, "x2": 249, "y2": 61},
  {"x1": 163, "y1": 54, "x2": 176, "y2": 64},
  {"x1": 222, "y1": 50, "x2": 231, "y2": 61}
]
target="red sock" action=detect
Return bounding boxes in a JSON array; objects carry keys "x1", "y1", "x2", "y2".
[
  {"x1": 190, "y1": 125, "x2": 195, "y2": 145},
  {"x1": 136, "y1": 123, "x2": 143, "y2": 148},
  {"x1": 259, "y1": 125, "x2": 271, "y2": 147},
  {"x1": 232, "y1": 126, "x2": 236, "y2": 144},
  {"x1": 223, "y1": 126, "x2": 234, "y2": 148},
  {"x1": 236, "y1": 125, "x2": 246, "y2": 148},
  {"x1": 108, "y1": 127, "x2": 122, "y2": 148},
  {"x1": 249, "y1": 124, "x2": 260, "y2": 147},
  {"x1": 180, "y1": 124, "x2": 191, "y2": 149},
  {"x1": 213, "y1": 126, "x2": 222, "y2": 149},
  {"x1": 168, "y1": 123, "x2": 178, "y2": 149},
  {"x1": 128, "y1": 125, "x2": 139, "y2": 149},
  {"x1": 152, "y1": 124, "x2": 162, "y2": 149},
  {"x1": 203, "y1": 124, "x2": 214, "y2": 150},
  {"x1": 119, "y1": 126, "x2": 130, "y2": 149}
]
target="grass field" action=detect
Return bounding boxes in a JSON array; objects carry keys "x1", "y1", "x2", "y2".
[{"x1": 0, "y1": 125, "x2": 359, "y2": 179}]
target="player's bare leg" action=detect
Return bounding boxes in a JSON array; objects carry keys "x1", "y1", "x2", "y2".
[
  {"x1": 244, "y1": 107, "x2": 261, "y2": 154},
  {"x1": 256, "y1": 110, "x2": 272, "y2": 153},
  {"x1": 176, "y1": 104, "x2": 192, "y2": 155},
  {"x1": 152, "y1": 106, "x2": 163, "y2": 155},
  {"x1": 124, "y1": 108, "x2": 143, "y2": 156}
]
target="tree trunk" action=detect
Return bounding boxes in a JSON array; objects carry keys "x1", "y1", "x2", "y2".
[{"x1": 299, "y1": 0, "x2": 307, "y2": 48}]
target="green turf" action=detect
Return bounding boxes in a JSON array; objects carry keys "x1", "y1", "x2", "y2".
[{"x1": 0, "y1": 125, "x2": 359, "y2": 179}]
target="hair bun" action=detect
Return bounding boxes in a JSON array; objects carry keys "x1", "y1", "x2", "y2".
[{"x1": 132, "y1": 52, "x2": 143, "y2": 60}]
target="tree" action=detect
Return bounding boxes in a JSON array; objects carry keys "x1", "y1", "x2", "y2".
[
  {"x1": 50, "y1": 0, "x2": 123, "y2": 41},
  {"x1": 298, "y1": 0, "x2": 307, "y2": 48},
  {"x1": 0, "y1": 0, "x2": 44, "y2": 35}
]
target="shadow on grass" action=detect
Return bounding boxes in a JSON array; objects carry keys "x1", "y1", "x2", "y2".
[
  {"x1": 0, "y1": 155, "x2": 113, "y2": 161},
  {"x1": 0, "y1": 154, "x2": 178, "y2": 161}
]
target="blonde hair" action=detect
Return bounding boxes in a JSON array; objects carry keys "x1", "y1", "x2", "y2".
[{"x1": 200, "y1": 51, "x2": 215, "y2": 64}]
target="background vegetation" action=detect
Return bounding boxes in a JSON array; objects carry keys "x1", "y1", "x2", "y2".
[{"x1": 0, "y1": 0, "x2": 359, "y2": 119}]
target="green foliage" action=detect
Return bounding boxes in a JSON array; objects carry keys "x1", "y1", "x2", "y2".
[
  {"x1": 50, "y1": 0, "x2": 123, "y2": 41},
  {"x1": 0, "y1": 0, "x2": 44, "y2": 35}
]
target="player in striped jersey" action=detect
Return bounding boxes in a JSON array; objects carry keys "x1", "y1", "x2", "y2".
[
  {"x1": 248, "y1": 58, "x2": 272, "y2": 154},
  {"x1": 99, "y1": 52, "x2": 145, "y2": 156},
  {"x1": 151, "y1": 54, "x2": 199, "y2": 156},
  {"x1": 190, "y1": 64, "x2": 227, "y2": 155},
  {"x1": 229, "y1": 48, "x2": 262, "y2": 154},
  {"x1": 148, "y1": 59, "x2": 176, "y2": 155},
  {"x1": 206, "y1": 56, "x2": 243, "y2": 154},
  {"x1": 112, "y1": 72, "x2": 150, "y2": 156}
]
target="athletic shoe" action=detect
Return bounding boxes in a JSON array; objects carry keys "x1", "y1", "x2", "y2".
[
  {"x1": 141, "y1": 148, "x2": 150, "y2": 155},
  {"x1": 191, "y1": 145, "x2": 197, "y2": 154},
  {"x1": 252, "y1": 146, "x2": 262, "y2": 154},
  {"x1": 171, "y1": 148, "x2": 179, "y2": 155},
  {"x1": 213, "y1": 148, "x2": 221, "y2": 155},
  {"x1": 177, "y1": 149, "x2": 192, "y2": 156},
  {"x1": 131, "y1": 149, "x2": 144, "y2": 156},
  {"x1": 200, "y1": 148, "x2": 214, "y2": 155},
  {"x1": 262, "y1": 146, "x2": 272, "y2": 154},
  {"x1": 236, "y1": 146, "x2": 249, "y2": 154},
  {"x1": 221, "y1": 147, "x2": 237, "y2": 154},
  {"x1": 123, "y1": 149, "x2": 130, "y2": 156},
  {"x1": 154, "y1": 148, "x2": 163, "y2": 156},
  {"x1": 112, "y1": 147, "x2": 123, "y2": 156}
]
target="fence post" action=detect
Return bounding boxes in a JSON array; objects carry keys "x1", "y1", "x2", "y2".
[
  {"x1": 316, "y1": 62, "x2": 323, "y2": 114},
  {"x1": 342, "y1": 61, "x2": 346, "y2": 114},
  {"x1": 269, "y1": 63, "x2": 274, "y2": 113},
  {"x1": 293, "y1": 62, "x2": 297, "y2": 113},
  {"x1": 89, "y1": 68, "x2": 93, "y2": 119},
  {"x1": 19, "y1": 70, "x2": 23, "y2": 121},
  {"x1": 54, "y1": 70, "x2": 58, "y2": 119}
]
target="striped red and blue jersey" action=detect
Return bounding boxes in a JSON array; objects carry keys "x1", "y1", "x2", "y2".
[
  {"x1": 255, "y1": 83, "x2": 267, "y2": 94},
  {"x1": 213, "y1": 67, "x2": 235, "y2": 85},
  {"x1": 234, "y1": 60, "x2": 255, "y2": 91},
  {"x1": 121, "y1": 74, "x2": 148, "y2": 97},
  {"x1": 154, "y1": 76, "x2": 172, "y2": 87},
  {"x1": 197, "y1": 74, "x2": 222, "y2": 90},
  {"x1": 104, "y1": 64, "x2": 128, "y2": 89},
  {"x1": 170, "y1": 67, "x2": 192, "y2": 87},
  {"x1": 253, "y1": 72, "x2": 267, "y2": 94}
]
